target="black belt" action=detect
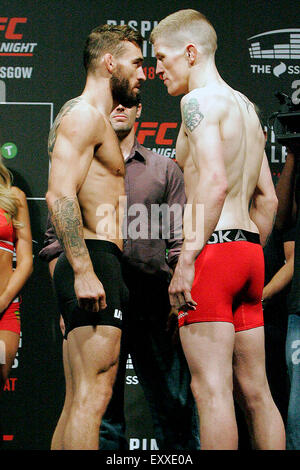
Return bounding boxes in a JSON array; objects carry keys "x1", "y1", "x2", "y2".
[{"x1": 207, "y1": 229, "x2": 260, "y2": 245}]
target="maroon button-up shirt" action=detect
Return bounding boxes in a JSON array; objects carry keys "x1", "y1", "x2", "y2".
[{"x1": 39, "y1": 138, "x2": 186, "y2": 282}]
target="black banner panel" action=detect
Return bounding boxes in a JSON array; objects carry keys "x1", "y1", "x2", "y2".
[{"x1": 0, "y1": 0, "x2": 299, "y2": 450}]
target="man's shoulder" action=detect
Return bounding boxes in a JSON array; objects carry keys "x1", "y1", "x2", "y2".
[
  {"x1": 56, "y1": 96, "x2": 105, "y2": 129},
  {"x1": 181, "y1": 85, "x2": 231, "y2": 126}
]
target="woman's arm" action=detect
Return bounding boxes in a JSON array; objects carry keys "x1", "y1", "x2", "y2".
[{"x1": 0, "y1": 187, "x2": 33, "y2": 312}]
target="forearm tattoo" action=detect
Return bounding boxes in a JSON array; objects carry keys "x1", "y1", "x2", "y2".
[
  {"x1": 50, "y1": 196, "x2": 88, "y2": 258},
  {"x1": 183, "y1": 98, "x2": 204, "y2": 132},
  {"x1": 48, "y1": 97, "x2": 82, "y2": 157}
]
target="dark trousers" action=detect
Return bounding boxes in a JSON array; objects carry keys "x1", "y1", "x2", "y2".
[{"x1": 100, "y1": 267, "x2": 200, "y2": 450}]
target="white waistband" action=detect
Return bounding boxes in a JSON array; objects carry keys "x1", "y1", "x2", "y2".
[
  {"x1": 0, "y1": 245, "x2": 14, "y2": 254},
  {"x1": 0, "y1": 239, "x2": 14, "y2": 246}
]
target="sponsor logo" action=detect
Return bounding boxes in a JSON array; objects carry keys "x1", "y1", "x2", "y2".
[
  {"x1": 0, "y1": 17, "x2": 37, "y2": 56},
  {"x1": 207, "y1": 229, "x2": 248, "y2": 244},
  {"x1": 126, "y1": 355, "x2": 139, "y2": 385},
  {"x1": 178, "y1": 311, "x2": 188, "y2": 320},
  {"x1": 1, "y1": 141, "x2": 18, "y2": 159},
  {"x1": 248, "y1": 29, "x2": 300, "y2": 77},
  {"x1": 134, "y1": 121, "x2": 177, "y2": 158},
  {"x1": 114, "y1": 308, "x2": 122, "y2": 320}
]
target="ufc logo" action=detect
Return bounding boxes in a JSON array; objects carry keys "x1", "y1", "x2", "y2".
[
  {"x1": 135, "y1": 122, "x2": 178, "y2": 145},
  {"x1": 0, "y1": 17, "x2": 27, "y2": 39}
]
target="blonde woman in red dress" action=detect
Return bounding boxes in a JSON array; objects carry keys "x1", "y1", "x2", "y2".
[{"x1": 0, "y1": 153, "x2": 32, "y2": 390}]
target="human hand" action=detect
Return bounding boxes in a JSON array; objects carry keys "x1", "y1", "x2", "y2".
[
  {"x1": 74, "y1": 270, "x2": 107, "y2": 312},
  {"x1": 168, "y1": 259, "x2": 197, "y2": 312}
]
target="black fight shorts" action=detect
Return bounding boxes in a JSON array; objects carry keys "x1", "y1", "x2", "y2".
[{"x1": 53, "y1": 240, "x2": 129, "y2": 339}]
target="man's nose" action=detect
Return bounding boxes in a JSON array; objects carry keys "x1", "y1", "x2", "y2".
[
  {"x1": 138, "y1": 66, "x2": 146, "y2": 81},
  {"x1": 156, "y1": 61, "x2": 163, "y2": 76}
]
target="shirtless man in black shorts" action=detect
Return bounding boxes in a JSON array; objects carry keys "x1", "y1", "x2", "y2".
[{"x1": 46, "y1": 24, "x2": 145, "y2": 450}]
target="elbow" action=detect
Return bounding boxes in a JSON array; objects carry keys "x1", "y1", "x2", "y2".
[
  {"x1": 270, "y1": 193, "x2": 278, "y2": 217},
  {"x1": 29, "y1": 257, "x2": 34, "y2": 276},
  {"x1": 26, "y1": 256, "x2": 34, "y2": 277},
  {"x1": 267, "y1": 192, "x2": 278, "y2": 214},
  {"x1": 46, "y1": 189, "x2": 60, "y2": 214},
  {"x1": 212, "y1": 173, "x2": 228, "y2": 205},
  {"x1": 45, "y1": 190, "x2": 54, "y2": 211},
  {"x1": 261, "y1": 190, "x2": 278, "y2": 218}
]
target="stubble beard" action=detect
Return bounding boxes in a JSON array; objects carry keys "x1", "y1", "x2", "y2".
[{"x1": 110, "y1": 68, "x2": 140, "y2": 108}]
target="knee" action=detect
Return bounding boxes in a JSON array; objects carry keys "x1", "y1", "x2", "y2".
[
  {"x1": 237, "y1": 377, "x2": 270, "y2": 413},
  {"x1": 74, "y1": 381, "x2": 113, "y2": 418},
  {"x1": 190, "y1": 373, "x2": 233, "y2": 408}
]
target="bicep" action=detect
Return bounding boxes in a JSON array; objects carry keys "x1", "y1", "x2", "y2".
[
  {"x1": 48, "y1": 131, "x2": 94, "y2": 196},
  {"x1": 48, "y1": 111, "x2": 100, "y2": 196},
  {"x1": 182, "y1": 95, "x2": 225, "y2": 175}
]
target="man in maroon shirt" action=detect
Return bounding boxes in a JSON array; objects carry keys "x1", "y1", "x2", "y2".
[{"x1": 40, "y1": 101, "x2": 200, "y2": 451}]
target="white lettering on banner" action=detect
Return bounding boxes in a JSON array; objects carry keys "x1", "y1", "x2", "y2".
[
  {"x1": 0, "y1": 79, "x2": 5, "y2": 100},
  {"x1": 0, "y1": 66, "x2": 33, "y2": 79},
  {"x1": 292, "y1": 79, "x2": 300, "y2": 104},
  {"x1": 269, "y1": 128, "x2": 287, "y2": 164},
  {"x1": 291, "y1": 340, "x2": 300, "y2": 365},
  {"x1": 126, "y1": 375, "x2": 139, "y2": 385},
  {"x1": 150, "y1": 148, "x2": 176, "y2": 159},
  {"x1": 129, "y1": 438, "x2": 159, "y2": 450},
  {"x1": 12, "y1": 332, "x2": 22, "y2": 369},
  {"x1": 288, "y1": 65, "x2": 300, "y2": 74},
  {"x1": 106, "y1": 19, "x2": 158, "y2": 58},
  {"x1": 0, "y1": 340, "x2": 6, "y2": 364},
  {"x1": 0, "y1": 42, "x2": 37, "y2": 53}
]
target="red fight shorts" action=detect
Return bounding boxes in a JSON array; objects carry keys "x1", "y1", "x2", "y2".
[
  {"x1": 178, "y1": 229, "x2": 264, "y2": 332},
  {"x1": 0, "y1": 297, "x2": 21, "y2": 335}
]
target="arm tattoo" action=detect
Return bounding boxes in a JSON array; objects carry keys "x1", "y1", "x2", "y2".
[
  {"x1": 183, "y1": 98, "x2": 204, "y2": 132},
  {"x1": 48, "y1": 97, "x2": 83, "y2": 157},
  {"x1": 50, "y1": 196, "x2": 88, "y2": 258}
]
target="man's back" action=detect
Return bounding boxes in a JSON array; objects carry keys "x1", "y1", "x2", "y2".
[
  {"x1": 215, "y1": 84, "x2": 265, "y2": 231},
  {"x1": 177, "y1": 82, "x2": 265, "y2": 233}
]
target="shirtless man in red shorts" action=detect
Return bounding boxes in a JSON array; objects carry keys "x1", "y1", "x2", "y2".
[{"x1": 150, "y1": 10, "x2": 285, "y2": 450}]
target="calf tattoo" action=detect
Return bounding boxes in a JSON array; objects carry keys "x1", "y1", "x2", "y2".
[
  {"x1": 50, "y1": 196, "x2": 88, "y2": 258},
  {"x1": 183, "y1": 98, "x2": 204, "y2": 132}
]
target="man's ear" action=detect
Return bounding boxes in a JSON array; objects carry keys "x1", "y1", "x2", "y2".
[
  {"x1": 103, "y1": 53, "x2": 115, "y2": 73},
  {"x1": 136, "y1": 103, "x2": 142, "y2": 119},
  {"x1": 185, "y1": 44, "x2": 197, "y2": 65}
]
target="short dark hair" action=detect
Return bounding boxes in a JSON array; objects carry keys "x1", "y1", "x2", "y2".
[{"x1": 83, "y1": 24, "x2": 144, "y2": 73}]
